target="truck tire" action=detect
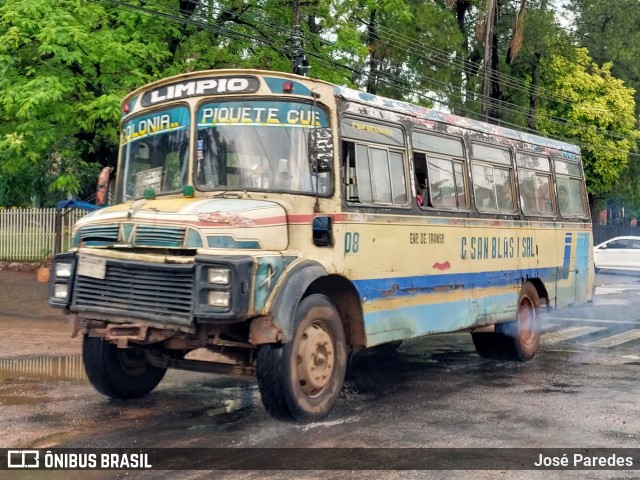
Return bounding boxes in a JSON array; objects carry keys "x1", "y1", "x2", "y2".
[
  {"x1": 257, "y1": 294, "x2": 347, "y2": 422},
  {"x1": 82, "y1": 335, "x2": 166, "y2": 399}
]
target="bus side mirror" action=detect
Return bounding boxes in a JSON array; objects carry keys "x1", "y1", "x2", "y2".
[{"x1": 309, "y1": 128, "x2": 333, "y2": 173}]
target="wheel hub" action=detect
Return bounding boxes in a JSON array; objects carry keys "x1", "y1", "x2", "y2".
[
  {"x1": 296, "y1": 322, "x2": 335, "y2": 397},
  {"x1": 518, "y1": 297, "x2": 535, "y2": 345}
]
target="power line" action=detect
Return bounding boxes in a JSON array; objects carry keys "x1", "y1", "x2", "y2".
[
  {"x1": 362, "y1": 20, "x2": 597, "y2": 110},
  {"x1": 90, "y1": 0, "x2": 639, "y2": 158},
  {"x1": 299, "y1": 23, "x2": 638, "y2": 146}
]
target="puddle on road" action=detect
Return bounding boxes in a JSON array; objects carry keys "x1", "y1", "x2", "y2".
[
  {"x1": 0, "y1": 354, "x2": 258, "y2": 419},
  {"x1": 0, "y1": 355, "x2": 86, "y2": 382}
]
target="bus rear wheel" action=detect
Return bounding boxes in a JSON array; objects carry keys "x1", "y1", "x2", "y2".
[
  {"x1": 472, "y1": 282, "x2": 541, "y2": 362},
  {"x1": 257, "y1": 294, "x2": 347, "y2": 422},
  {"x1": 504, "y1": 282, "x2": 541, "y2": 361},
  {"x1": 82, "y1": 335, "x2": 167, "y2": 399}
]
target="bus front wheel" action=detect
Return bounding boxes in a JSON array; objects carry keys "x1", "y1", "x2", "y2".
[
  {"x1": 257, "y1": 294, "x2": 348, "y2": 422},
  {"x1": 82, "y1": 336, "x2": 167, "y2": 399}
]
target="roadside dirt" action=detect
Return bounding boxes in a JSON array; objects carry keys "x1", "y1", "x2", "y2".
[{"x1": 0, "y1": 269, "x2": 80, "y2": 357}]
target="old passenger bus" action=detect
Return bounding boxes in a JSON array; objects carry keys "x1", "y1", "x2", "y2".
[{"x1": 49, "y1": 69, "x2": 594, "y2": 421}]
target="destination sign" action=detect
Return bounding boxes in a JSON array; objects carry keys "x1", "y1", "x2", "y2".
[
  {"x1": 121, "y1": 106, "x2": 189, "y2": 145},
  {"x1": 141, "y1": 76, "x2": 260, "y2": 106},
  {"x1": 197, "y1": 101, "x2": 329, "y2": 128}
]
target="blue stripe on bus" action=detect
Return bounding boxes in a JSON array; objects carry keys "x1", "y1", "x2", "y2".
[
  {"x1": 352, "y1": 267, "x2": 555, "y2": 302},
  {"x1": 558, "y1": 232, "x2": 573, "y2": 280},
  {"x1": 364, "y1": 292, "x2": 517, "y2": 346}
]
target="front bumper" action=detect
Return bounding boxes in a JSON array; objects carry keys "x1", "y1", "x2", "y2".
[{"x1": 49, "y1": 252, "x2": 253, "y2": 329}]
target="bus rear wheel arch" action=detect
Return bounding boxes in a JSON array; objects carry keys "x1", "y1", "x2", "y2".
[{"x1": 256, "y1": 294, "x2": 348, "y2": 421}]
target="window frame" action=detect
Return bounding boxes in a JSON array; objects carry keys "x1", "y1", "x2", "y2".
[
  {"x1": 554, "y1": 157, "x2": 588, "y2": 219},
  {"x1": 411, "y1": 131, "x2": 469, "y2": 211},
  {"x1": 470, "y1": 142, "x2": 517, "y2": 215},
  {"x1": 341, "y1": 117, "x2": 409, "y2": 208},
  {"x1": 515, "y1": 152, "x2": 554, "y2": 218}
]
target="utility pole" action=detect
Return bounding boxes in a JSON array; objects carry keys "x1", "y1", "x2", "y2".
[
  {"x1": 481, "y1": 0, "x2": 495, "y2": 122},
  {"x1": 291, "y1": 0, "x2": 310, "y2": 76}
]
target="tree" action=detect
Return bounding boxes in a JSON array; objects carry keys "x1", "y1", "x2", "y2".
[
  {"x1": 567, "y1": 0, "x2": 640, "y2": 218},
  {"x1": 536, "y1": 48, "x2": 639, "y2": 204},
  {"x1": 568, "y1": 0, "x2": 640, "y2": 116},
  {"x1": 0, "y1": 0, "x2": 187, "y2": 206}
]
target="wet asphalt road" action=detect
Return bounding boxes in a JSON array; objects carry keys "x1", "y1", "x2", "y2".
[{"x1": 0, "y1": 269, "x2": 639, "y2": 480}]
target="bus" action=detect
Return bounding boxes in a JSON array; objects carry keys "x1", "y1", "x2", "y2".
[{"x1": 49, "y1": 69, "x2": 594, "y2": 422}]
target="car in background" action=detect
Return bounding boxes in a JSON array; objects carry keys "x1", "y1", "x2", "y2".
[{"x1": 593, "y1": 236, "x2": 640, "y2": 272}]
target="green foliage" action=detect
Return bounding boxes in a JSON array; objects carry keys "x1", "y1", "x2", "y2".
[
  {"x1": 0, "y1": 0, "x2": 638, "y2": 210},
  {"x1": 568, "y1": 0, "x2": 640, "y2": 116},
  {"x1": 536, "y1": 48, "x2": 639, "y2": 198},
  {"x1": 0, "y1": 0, "x2": 174, "y2": 206}
]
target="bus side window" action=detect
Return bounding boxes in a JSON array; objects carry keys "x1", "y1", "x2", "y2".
[
  {"x1": 556, "y1": 176, "x2": 586, "y2": 217},
  {"x1": 518, "y1": 170, "x2": 538, "y2": 215},
  {"x1": 470, "y1": 143, "x2": 515, "y2": 213},
  {"x1": 516, "y1": 153, "x2": 553, "y2": 217},
  {"x1": 412, "y1": 132, "x2": 468, "y2": 210},
  {"x1": 535, "y1": 175, "x2": 553, "y2": 215},
  {"x1": 342, "y1": 140, "x2": 407, "y2": 205},
  {"x1": 427, "y1": 157, "x2": 468, "y2": 209}
]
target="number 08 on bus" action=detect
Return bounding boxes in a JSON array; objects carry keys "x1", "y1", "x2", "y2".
[{"x1": 49, "y1": 69, "x2": 594, "y2": 421}]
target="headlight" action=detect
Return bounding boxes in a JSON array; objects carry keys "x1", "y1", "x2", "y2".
[
  {"x1": 55, "y1": 262, "x2": 72, "y2": 278},
  {"x1": 207, "y1": 268, "x2": 230, "y2": 285},
  {"x1": 207, "y1": 291, "x2": 230, "y2": 308},
  {"x1": 53, "y1": 284, "x2": 69, "y2": 299}
]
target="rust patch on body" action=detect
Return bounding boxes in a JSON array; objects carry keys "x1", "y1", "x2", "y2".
[
  {"x1": 249, "y1": 315, "x2": 283, "y2": 344},
  {"x1": 432, "y1": 261, "x2": 450, "y2": 271},
  {"x1": 197, "y1": 211, "x2": 255, "y2": 227},
  {"x1": 381, "y1": 284, "x2": 400, "y2": 297}
]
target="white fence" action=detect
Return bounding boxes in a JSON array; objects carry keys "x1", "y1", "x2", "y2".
[{"x1": 0, "y1": 208, "x2": 88, "y2": 262}]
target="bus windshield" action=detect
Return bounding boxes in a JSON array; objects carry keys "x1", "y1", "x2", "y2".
[
  {"x1": 196, "y1": 100, "x2": 330, "y2": 194},
  {"x1": 120, "y1": 106, "x2": 190, "y2": 201}
]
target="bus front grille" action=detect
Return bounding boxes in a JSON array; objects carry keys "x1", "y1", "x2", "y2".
[
  {"x1": 134, "y1": 225, "x2": 186, "y2": 247},
  {"x1": 72, "y1": 260, "x2": 195, "y2": 326},
  {"x1": 79, "y1": 225, "x2": 119, "y2": 245}
]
